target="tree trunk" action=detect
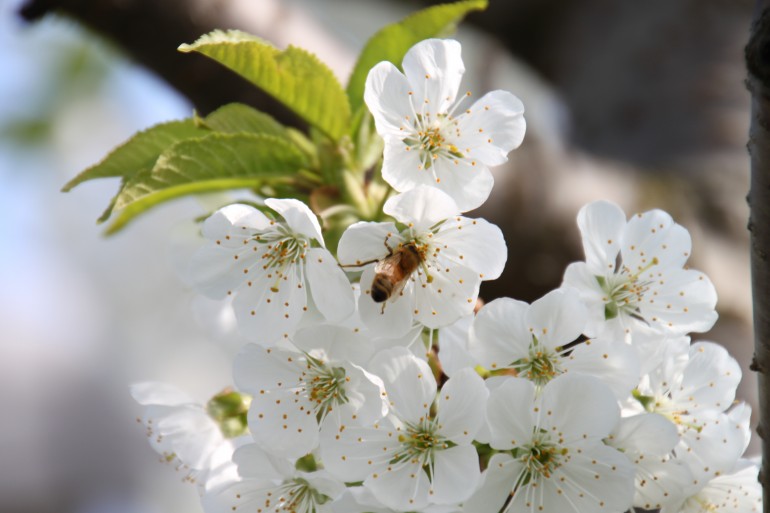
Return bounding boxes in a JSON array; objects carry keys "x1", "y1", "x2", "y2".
[{"x1": 745, "y1": 2, "x2": 770, "y2": 509}]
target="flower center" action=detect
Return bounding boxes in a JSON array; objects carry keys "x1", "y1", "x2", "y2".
[
  {"x1": 510, "y1": 336, "x2": 564, "y2": 387},
  {"x1": 691, "y1": 496, "x2": 719, "y2": 512},
  {"x1": 392, "y1": 418, "x2": 450, "y2": 469},
  {"x1": 517, "y1": 431, "x2": 568, "y2": 482},
  {"x1": 274, "y1": 477, "x2": 331, "y2": 513},
  {"x1": 407, "y1": 115, "x2": 464, "y2": 169},
  {"x1": 597, "y1": 257, "x2": 659, "y2": 320},
  {"x1": 303, "y1": 357, "x2": 349, "y2": 421},
  {"x1": 632, "y1": 389, "x2": 702, "y2": 433},
  {"x1": 255, "y1": 226, "x2": 308, "y2": 292}
]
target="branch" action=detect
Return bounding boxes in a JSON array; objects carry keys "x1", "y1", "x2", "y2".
[
  {"x1": 19, "y1": 0, "x2": 306, "y2": 129},
  {"x1": 745, "y1": 2, "x2": 770, "y2": 508}
]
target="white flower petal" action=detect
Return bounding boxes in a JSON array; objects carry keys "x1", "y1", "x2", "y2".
[
  {"x1": 437, "y1": 313, "x2": 477, "y2": 377},
  {"x1": 455, "y1": 89, "x2": 526, "y2": 166},
  {"x1": 727, "y1": 402, "x2": 753, "y2": 455},
  {"x1": 364, "y1": 60, "x2": 415, "y2": 137},
  {"x1": 642, "y1": 268, "x2": 718, "y2": 334},
  {"x1": 302, "y1": 471, "x2": 347, "y2": 503},
  {"x1": 621, "y1": 209, "x2": 691, "y2": 271},
  {"x1": 147, "y1": 405, "x2": 224, "y2": 468},
  {"x1": 541, "y1": 374, "x2": 619, "y2": 442},
  {"x1": 305, "y1": 247, "x2": 355, "y2": 323},
  {"x1": 232, "y1": 263, "x2": 307, "y2": 345},
  {"x1": 469, "y1": 297, "x2": 530, "y2": 370},
  {"x1": 672, "y1": 458, "x2": 762, "y2": 513},
  {"x1": 462, "y1": 453, "x2": 522, "y2": 513},
  {"x1": 383, "y1": 186, "x2": 460, "y2": 229},
  {"x1": 203, "y1": 479, "x2": 276, "y2": 513},
  {"x1": 365, "y1": 460, "x2": 431, "y2": 511},
  {"x1": 369, "y1": 347, "x2": 436, "y2": 422},
  {"x1": 320, "y1": 420, "x2": 400, "y2": 483},
  {"x1": 337, "y1": 222, "x2": 401, "y2": 266},
  {"x1": 679, "y1": 342, "x2": 741, "y2": 413},
  {"x1": 189, "y1": 244, "x2": 252, "y2": 298},
  {"x1": 234, "y1": 345, "x2": 321, "y2": 457},
  {"x1": 265, "y1": 198, "x2": 324, "y2": 244},
  {"x1": 633, "y1": 456, "x2": 692, "y2": 511},
  {"x1": 612, "y1": 413, "x2": 679, "y2": 455},
  {"x1": 486, "y1": 377, "x2": 536, "y2": 450},
  {"x1": 232, "y1": 443, "x2": 294, "y2": 480},
  {"x1": 293, "y1": 324, "x2": 373, "y2": 366},
  {"x1": 525, "y1": 288, "x2": 587, "y2": 350},
  {"x1": 233, "y1": 343, "x2": 299, "y2": 393},
  {"x1": 401, "y1": 39, "x2": 464, "y2": 114},
  {"x1": 130, "y1": 381, "x2": 193, "y2": 406},
  {"x1": 428, "y1": 156, "x2": 495, "y2": 212},
  {"x1": 202, "y1": 204, "x2": 272, "y2": 243},
  {"x1": 247, "y1": 389, "x2": 319, "y2": 458},
  {"x1": 430, "y1": 445, "x2": 481, "y2": 504},
  {"x1": 380, "y1": 137, "x2": 434, "y2": 192},
  {"x1": 335, "y1": 364, "x2": 388, "y2": 426},
  {"x1": 551, "y1": 444, "x2": 635, "y2": 513},
  {"x1": 413, "y1": 257, "x2": 479, "y2": 328},
  {"x1": 435, "y1": 216, "x2": 507, "y2": 279},
  {"x1": 436, "y1": 368, "x2": 488, "y2": 444},
  {"x1": 561, "y1": 262, "x2": 607, "y2": 338},
  {"x1": 564, "y1": 337, "x2": 641, "y2": 399},
  {"x1": 677, "y1": 410, "x2": 748, "y2": 482},
  {"x1": 576, "y1": 200, "x2": 626, "y2": 274}
]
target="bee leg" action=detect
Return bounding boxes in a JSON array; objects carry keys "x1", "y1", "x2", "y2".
[
  {"x1": 383, "y1": 235, "x2": 395, "y2": 256},
  {"x1": 339, "y1": 258, "x2": 378, "y2": 269},
  {"x1": 340, "y1": 235, "x2": 396, "y2": 269},
  {"x1": 380, "y1": 302, "x2": 387, "y2": 314}
]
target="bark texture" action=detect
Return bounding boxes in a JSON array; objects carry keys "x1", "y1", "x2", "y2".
[{"x1": 746, "y1": 2, "x2": 770, "y2": 506}]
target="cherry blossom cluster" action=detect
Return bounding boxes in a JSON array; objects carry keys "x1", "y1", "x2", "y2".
[{"x1": 132, "y1": 39, "x2": 761, "y2": 513}]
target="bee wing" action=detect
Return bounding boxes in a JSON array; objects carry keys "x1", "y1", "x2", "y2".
[
  {"x1": 374, "y1": 252, "x2": 403, "y2": 275},
  {"x1": 388, "y1": 274, "x2": 410, "y2": 301},
  {"x1": 374, "y1": 253, "x2": 410, "y2": 301}
]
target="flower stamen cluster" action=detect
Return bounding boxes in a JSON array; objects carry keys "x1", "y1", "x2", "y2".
[
  {"x1": 516, "y1": 431, "x2": 568, "y2": 482},
  {"x1": 392, "y1": 418, "x2": 451, "y2": 468},
  {"x1": 598, "y1": 257, "x2": 659, "y2": 320},
  {"x1": 304, "y1": 358, "x2": 349, "y2": 421},
  {"x1": 512, "y1": 337, "x2": 565, "y2": 386}
]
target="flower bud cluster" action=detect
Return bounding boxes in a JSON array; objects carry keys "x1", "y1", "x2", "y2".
[{"x1": 132, "y1": 39, "x2": 760, "y2": 513}]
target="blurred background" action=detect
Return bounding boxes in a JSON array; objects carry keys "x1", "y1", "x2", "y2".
[{"x1": 0, "y1": 0, "x2": 757, "y2": 511}]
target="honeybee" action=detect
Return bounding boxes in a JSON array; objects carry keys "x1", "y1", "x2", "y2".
[{"x1": 371, "y1": 242, "x2": 423, "y2": 303}]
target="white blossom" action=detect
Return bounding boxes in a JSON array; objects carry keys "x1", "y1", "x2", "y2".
[
  {"x1": 204, "y1": 443, "x2": 346, "y2": 513},
  {"x1": 130, "y1": 382, "x2": 239, "y2": 491},
  {"x1": 629, "y1": 340, "x2": 741, "y2": 425},
  {"x1": 469, "y1": 288, "x2": 640, "y2": 397},
  {"x1": 562, "y1": 200, "x2": 718, "y2": 341},
  {"x1": 233, "y1": 325, "x2": 387, "y2": 458},
  {"x1": 436, "y1": 311, "x2": 477, "y2": 377},
  {"x1": 607, "y1": 413, "x2": 692, "y2": 510},
  {"x1": 338, "y1": 186, "x2": 506, "y2": 337},
  {"x1": 320, "y1": 347, "x2": 488, "y2": 510},
  {"x1": 189, "y1": 200, "x2": 355, "y2": 346},
  {"x1": 466, "y1": 374, "x2": 635, "y2": 513},
  {"x1": 663, "y1": 458, "x2": 762, "y2": 513},
  {"x1": 626, "y1": 339, "x2": 752, "y2": 504},
  {"x1": 365, "y1": 38, "x2": 526, "y2": 211}
]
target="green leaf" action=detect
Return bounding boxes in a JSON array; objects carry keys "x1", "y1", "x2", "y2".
[
  {"x1": 346, "y1": 0, "x2": 487, "y2": 113},
  {"x1": 61, "y1": 120, "x2": 207, "y2": 192},
  {"x1": 105, "y1": 133, "x2": 308, "y2": 234},
  {"x1": 180, "y1": 30, "x2": 351, "y2": 141},
  {"x1": 203, "y1": 102, "x2": 288, "y2": 138}
]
